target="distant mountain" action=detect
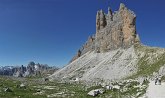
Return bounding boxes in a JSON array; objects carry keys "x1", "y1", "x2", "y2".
[
  {"x1": 0, "y1": 66, "x2": 14, "y2": 76},
  {"x1": 0, "y1": 62, "x2": 59, "y2": 77},
  {"x1": 49, "y1": 3, "x2": 165, "y2": 83}
]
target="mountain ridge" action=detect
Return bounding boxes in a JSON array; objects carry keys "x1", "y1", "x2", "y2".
[
  {"x1": 50, "y1": 3, "x2": 165, "y2": 83},
  {"x1": 71, "y1": 3, "x2": 140, "y2": 62}
]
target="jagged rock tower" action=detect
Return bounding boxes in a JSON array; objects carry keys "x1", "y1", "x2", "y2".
[
  {"x1": 71, "y1": 3, "x2": 140, "y2": 62},
  {"x1": 50, "y1": 3, "x2": 165, "y2": 82}
]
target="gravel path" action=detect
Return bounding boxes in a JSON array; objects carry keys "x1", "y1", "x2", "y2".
[{"x1": 146, "y1": 81, "x2": 165, "y2": 98}]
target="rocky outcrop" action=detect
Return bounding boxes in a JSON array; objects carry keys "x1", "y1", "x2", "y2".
[
  {"x1": 50, "y1": 3, "x2": 165, "y2": 84},
  {"x1": 70, "y1": 35, "x2": 95, "y2": 62},
  {"x1": 71, "y1": 3, "x2": 140, "y2": 62}
]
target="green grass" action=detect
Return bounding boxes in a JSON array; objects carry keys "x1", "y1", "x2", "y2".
[
  {"x1": 0, "y1": 76, "x2": 149, "y2": 98},
  {"x1": 0, "y1": 76, "x2": 46, "y2": 98},
  {"x1": 0, "y1": 76, "x2": 96, "y2": 98},
  {"x1": 129, "y1": 45, "x2": 165, "y2": 79}
]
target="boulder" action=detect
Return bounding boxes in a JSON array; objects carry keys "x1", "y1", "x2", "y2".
[
  {"x1": 20, "y1": 83, "x2": 26, "y2": 89},
  {"x1": 4, "y1": 88, "x2": 12, "y2": 92},
  {"x1": 87, "y1": 88, "x2": 105, "y2": 96},
  {"x1": 106, "y1": 85, "x2": 113, "y2": 90},
  {"x1": 113, "y1": 85, "x2": 120, "y2": 90},
  {"x1": 88, "y1": 90, "x2": 99, "y2": 97}
]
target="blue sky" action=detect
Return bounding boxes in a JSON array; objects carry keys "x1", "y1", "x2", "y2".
[{"x1": 0, "y1": 0, "x2": 164, "y2": 67}]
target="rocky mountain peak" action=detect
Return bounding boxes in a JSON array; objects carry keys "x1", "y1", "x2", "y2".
[
  {"x1": 119, "y1": 3, "x2": 126, "y2": 10},
  {"x1": 71, "y1": 3, "x2": 140, "y2": 62}
]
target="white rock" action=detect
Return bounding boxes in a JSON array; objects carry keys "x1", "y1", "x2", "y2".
[
  {"x1": 106, "y1": 85, "x2": 112, "y2": 90},
  {"x1": 87, "y1": 90, "x2": 98, "y2": 96},
  {"x1": 87, "y1": 88, "x2": 105, "y2": 96},
  {"x1": 75, "y1": 77, "x2": 79, "y2": 82},
  {"x1": 113, "y1": 85, "x2": 120, "y2": 89}
]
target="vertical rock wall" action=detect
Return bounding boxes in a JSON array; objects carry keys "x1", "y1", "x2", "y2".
[{"x1": 70, "y1": 3, "x2": 140, "y2": 62}]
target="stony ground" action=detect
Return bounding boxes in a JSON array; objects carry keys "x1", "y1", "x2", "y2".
[
  {"x1": 0, "y1": 76, "x2": 150, "y2": 98},
  {"x1": 0, "y1": 76, "x2": 93, "y2": 98},
  {"x1": 50, "y1": 46, "x2": 138, "y2": 82}
]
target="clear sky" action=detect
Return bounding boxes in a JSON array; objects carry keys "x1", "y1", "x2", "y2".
[{"x1": 0, "y1": 0, "x2": 164, "y2": 67}]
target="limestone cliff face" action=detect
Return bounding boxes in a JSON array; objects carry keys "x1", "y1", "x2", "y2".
[
  {"x1": 71, "y1": 3, "x2": 140, "y2": 62},
  {"x1": 50, "y1": 3, "x2": 165, "y2": 83}
]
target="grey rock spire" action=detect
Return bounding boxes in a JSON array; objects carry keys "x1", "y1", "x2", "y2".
[{"x1": 71, "y1": 3, "x2": 140, "y2": 62}]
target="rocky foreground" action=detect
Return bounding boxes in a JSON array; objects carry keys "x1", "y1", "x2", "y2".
[{"x1": 0, "y1": 76, "x2": 151, "y2": 98}]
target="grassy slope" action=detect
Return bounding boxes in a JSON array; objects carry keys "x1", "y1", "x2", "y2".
[{"x1": 131, "y1": 45, "x2": 165, "y2": 78}]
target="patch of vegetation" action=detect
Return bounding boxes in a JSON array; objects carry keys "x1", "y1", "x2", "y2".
[
  {"x1": 131, "y1": 45, "x2": 165, "y2": 78},
  {"x1": 161, "y1": 75, "x2": 165, "y2": 82},
  {"x1": 0, "y1": 76, "x2": 149, "y2": 98},
  {"x1": 133, "y1": 53, "x2": 165, "y2": 78},
  {"x1": 0, "y1": 76, "x2": 100, "y2": 98}
]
